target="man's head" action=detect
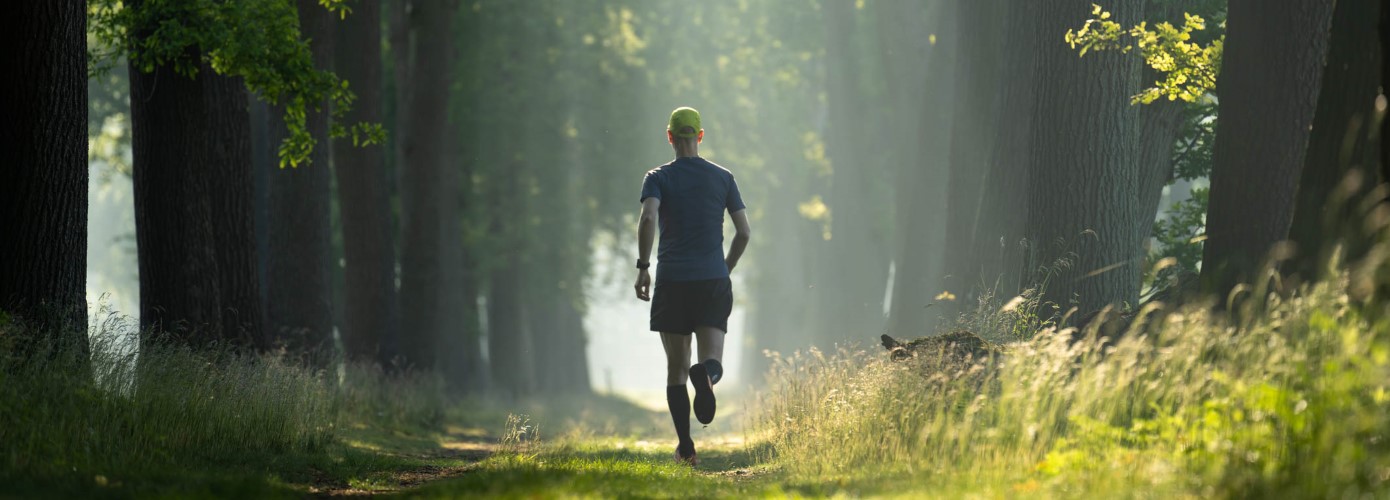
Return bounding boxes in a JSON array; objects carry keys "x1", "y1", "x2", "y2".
[{"x1": 667, "y1": 107, "x2": 704, "y2": 149}]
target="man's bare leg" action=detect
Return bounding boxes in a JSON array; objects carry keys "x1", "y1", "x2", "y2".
[
  {"x1": 660, "y1": 332, "x2": 696, "y2": 464},
  {"x1": 689, "y1": 326, "x2": 725, "y2": 425}
]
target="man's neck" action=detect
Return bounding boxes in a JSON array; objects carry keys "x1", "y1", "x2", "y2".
[{"x1": 673, "y1": 146, "x2": 699, "y2": 158}]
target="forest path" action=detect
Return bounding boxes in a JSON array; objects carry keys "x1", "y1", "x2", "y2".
[
  {"x1": 309, "y1": 396, "x2": 785, "y2": 497},
  {"x1": 308, "y1": 423, "x2": 501, "y2": 497}
]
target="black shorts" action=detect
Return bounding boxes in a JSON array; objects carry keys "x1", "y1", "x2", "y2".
[{"x1": 650, "y1": 277, "x2": 733, "y2": 334}]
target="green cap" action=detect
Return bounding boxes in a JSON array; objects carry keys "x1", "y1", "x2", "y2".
[{"x1": 668, "y1": 107, "x2": 702, "y2": 138}]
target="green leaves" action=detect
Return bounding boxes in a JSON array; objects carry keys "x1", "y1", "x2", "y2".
[
  {"x1": 1066, "y1": 4, "x2": 1224, "y2": 105},
  {"x1": 1151, "y1": 186, "x2": 1209, "y2": 280},
  {"x1": 88, "y1": 0, "x2": 386, "y2": 168}
]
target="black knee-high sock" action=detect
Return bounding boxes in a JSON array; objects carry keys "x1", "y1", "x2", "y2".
[
  {"x1": 702, "y1": 359, "x2": 724, "y2": 386},
  {"x1": 666, "y1": 385, "x2": 694, "y2": 454}
]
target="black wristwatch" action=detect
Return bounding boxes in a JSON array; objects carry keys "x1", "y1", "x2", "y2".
[{"x1": 636, "y1": 259, "x2": 650, "y2": 270}]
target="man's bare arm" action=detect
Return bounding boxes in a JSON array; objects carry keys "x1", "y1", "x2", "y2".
[
  {"x1": 634, "y1": 197, "x2": 660, "y2": 301},
  {"x1": 638, "y1": 198, "x2": 660, "y2": 263},
  {"x1": 726, "y1": 209, "x2": 751, "y2": 272}
]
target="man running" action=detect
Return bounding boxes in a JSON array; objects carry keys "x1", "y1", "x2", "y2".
[{"x1": 634, "y1": 106, "x2": 752, "y2": 466}]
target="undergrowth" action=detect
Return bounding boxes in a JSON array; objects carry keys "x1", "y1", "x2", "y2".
[
  {"x1": 0, "y1": 310, "x2": 448, "y2": 497},
  {"x1": 752, "y1": 272, "x2": 1390, "y2": 497}
]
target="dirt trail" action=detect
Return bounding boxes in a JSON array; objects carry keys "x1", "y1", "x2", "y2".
[{"x1": 310, "y1": 428, "x2": 500, "y2": 497}]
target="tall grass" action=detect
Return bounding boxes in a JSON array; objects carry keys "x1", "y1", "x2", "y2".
[
  {"x1": 0, "y1": 309, "x2": 445, "y2": 491},
  {"x1": 752, "y1": 274, "x2": 1390, "y2": 497}
]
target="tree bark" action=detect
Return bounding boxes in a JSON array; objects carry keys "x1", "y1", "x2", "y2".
[
  {"x1": 1201, "y1": 0, "x2": 1336, "y2": 296},
  {"x1": 1286, "y1": 0, "x2": 1382, "y2": 279},
  {"x1": 398, "y1": 0, "x2": 458, "y2": 370},
  {"x1": 334, "y1": 0, "x2": 400, "y2": 365},
  {"x1": 130, "y1": 52, "x2": 226, "y2": 345},
  {"x1": 0, "y1": 0, "x2": 88, "y2": 354},
  {"x1": 205, "y1": 73, "x2": 266, "y2": 349},
  {"x1": 1134, "y1": 100, "x2": 1186, "y2": 263},
  {"x1": 266, "y1": 0, "x2": 336, "y2": 361},
  {"x1": 1025, "y1": 0, "x2": 1145, "y2": 318},
  {"x1": 970, "y1": 0, "x2": 1042, "y2": 303},
  {"x1": 250, "y1": 97, "x2": 273, "y2": 322}
]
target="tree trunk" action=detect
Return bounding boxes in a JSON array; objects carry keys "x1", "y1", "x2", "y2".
[
  {"x1": 204, "y1": 73, "x2": 266, "y2": 349},
  {"x1": 1383, "y1": 0, "x2": 1390, "y2": 184},
  {"x1": 529, "y1": 129, "x2": 591, "y2": 394},
  {"x1": 887, "y1": 2, "x2": 956, "y2": 337},
  {"x1": 1201, "y1": 0, "x2": 1336, "y2": 296},
  {"x1": 334, "y1": 0, "x2": 399, "y2": 365},
  {"x1": 130, "y1": 53, "x2": 226, "y2": 345},
  {"x1": 488, "y1": 255, "x2": 535, "y2": 397},
  {"x1": 970, "y1": 0, "x2": 1042, "y2": 303},
  {"x1": 1133, "y1": 2, "x2": 1207, "y2": 290},
  {"x1": 940, "y1": 0, "x2": 1005, "y2": 311},
  {"x1": 1025, "y1": 0, "x2": 1145, "y2": 318},
  {"x1": 0, "y1": 1, "x2": 88, "y2": 354},
  {"x1": 250, "y1": 97, "x2": 273, "y2": 323},
  {"x1": 743, "y1": 120, "x2": 817, "y2": 377},
  {"x1": 1286, "y1": 0, "x2": 1382, "y2": 280},
  {"x1": 398, "y1": 0, "x2": 458, "y2": 370},
  {"x1": 439, "y1": 111, "x2": 485, "y2": 392},
  {"x1": 1134, "y1": 100, "x2": 1186, "y2": 264},
  {"x1": 266, "y1": 0, "x2": 336, "y2": 362},
  {"x1": 816, "y1": 1, "x2": 891, "y2": 346}
]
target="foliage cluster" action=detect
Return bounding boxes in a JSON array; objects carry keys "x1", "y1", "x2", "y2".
[
  {"x1": 1066, "y1": 4, "x2": 1224, "y2": 104},
  {"x1": 1151, "y1": 186, "x2": 1209, "y2": 278},
  {"x1": 752, "y1": 273, "x2": 1390, "y2": 497},
  {"x1": 87, "y1": 0, "x2": 383, "y2": 167}
]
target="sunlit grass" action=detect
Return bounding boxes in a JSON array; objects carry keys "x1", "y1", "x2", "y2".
[
  {"x1": 9, "y1": 263, "x2": 1390, "y2": 497},
  {"x1": 751, "y1": 272, "x2": 1390, "y2": 498},
  {"x1": 0, "y1": 310, "x2": 453, "y2": 497}
]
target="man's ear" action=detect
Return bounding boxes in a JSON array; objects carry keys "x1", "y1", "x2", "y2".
[
  {"x1": 697, "y1": 130, "x2": 704, "y2": 143},
  {"x1": 667, "y1": 130, "x2": 675, "y2": 144}
]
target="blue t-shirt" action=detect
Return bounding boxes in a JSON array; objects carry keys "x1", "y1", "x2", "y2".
[{"x1": 639, "y1": 156, "x2": 747, "y2": 283}]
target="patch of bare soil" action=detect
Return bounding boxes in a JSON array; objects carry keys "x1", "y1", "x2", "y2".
[{"x1": 310, "y1": 437, "x2": 498, "y2": 497}]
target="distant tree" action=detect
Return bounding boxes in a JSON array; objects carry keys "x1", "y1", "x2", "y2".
[
  {"x1": 398, "y1": 0, "x2": 461, "y2": 371},
  {"x1": 524, "y1": 0, "x2": 592, "y2": 394},
  {"x1": 1025, "y1": 0, "x2": 1145, "y2": 318},
  {"x1": 817, "y1": 0, "x2": 891, "y2": 344},
  {"x1": 1201, "y1": 0, "x2": 1335, "y2": 296},
  {"x1": 475, "y1": 0, "x2": 537, "y2": 397},
  {"x1": 940, "y1": 0, "x2": 1006, "y2": 312},
  {"x1": 334, "y1": 0, "x2": 399, "y2": 366},
  {"x1": 265, "y1": 0, "x2": 336, "y2": 362},
  {"x1": 0, "y1": 1, "x2": 89, "y2": 356},
  {"x1": 886, "y1": 1, "x2": 957, "y2": 338}
]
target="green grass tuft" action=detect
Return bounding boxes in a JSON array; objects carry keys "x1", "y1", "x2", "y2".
[{"x1": 751, "y1": 273, "x2": 1390, "y2": 497}]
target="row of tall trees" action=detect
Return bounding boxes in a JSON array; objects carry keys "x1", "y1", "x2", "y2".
[
  {"x1": 917, "y1": 0, "x2": 1388, "y2": 331},
  {"x1": 6, "y1": 0, "x2": 1389, "y2": 392}
]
